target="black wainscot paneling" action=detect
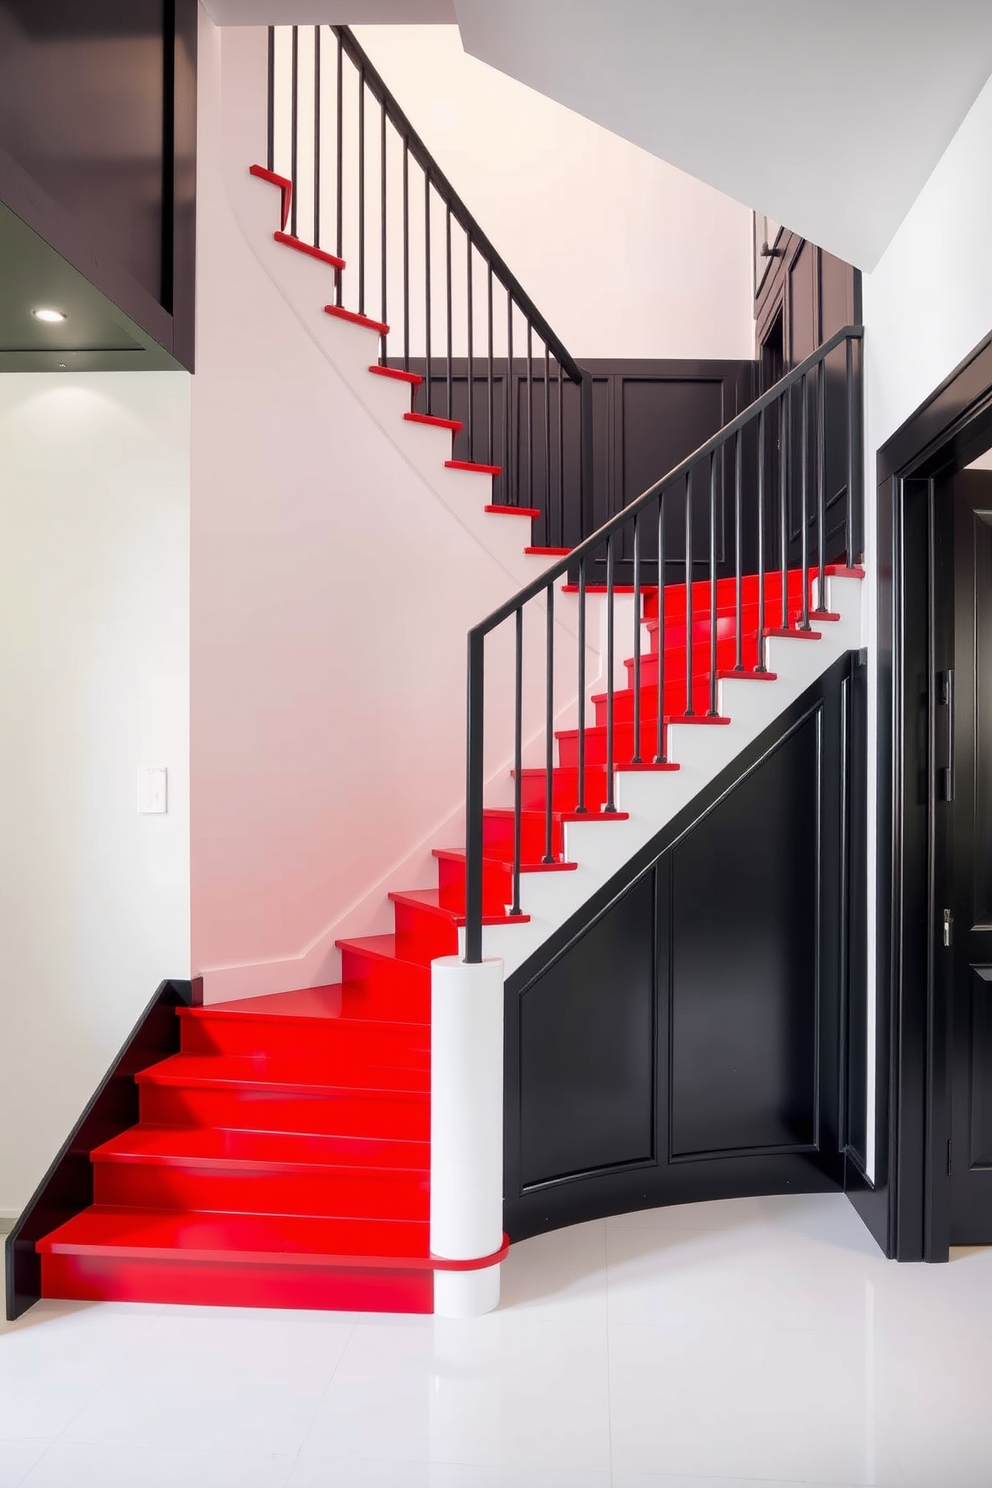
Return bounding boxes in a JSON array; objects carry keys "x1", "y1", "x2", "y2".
[
  {"x1": 4, "y1": 978, "x2": 196, "y2": 1320},
  {"x1": 504, "y1": 658, "x2": 853, "y2": 1242}
]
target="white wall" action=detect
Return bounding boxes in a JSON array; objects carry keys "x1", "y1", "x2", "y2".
[
  {"x1": 860, "y1": 70, "x2": 992, "y2": 1179},
  {"x1": 0, "y1": 373, "x2": 190, "y2": 1217},
  {"x1": 351, "y1": 25, "x2": 755, "y2": 361}
]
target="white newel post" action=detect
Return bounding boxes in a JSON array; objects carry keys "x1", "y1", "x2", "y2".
[{"x1": 430, "y1": 955, "x2": 505, "y2": 1317}]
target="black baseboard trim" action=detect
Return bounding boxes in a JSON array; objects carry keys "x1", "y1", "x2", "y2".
[{"x1": 4, "y1": 978, "x2": 193, "y2": 1321}]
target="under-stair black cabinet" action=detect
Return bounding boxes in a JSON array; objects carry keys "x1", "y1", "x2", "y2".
[{"x1": 504, "y1": 654, "x2": 864, "y2": 1240}]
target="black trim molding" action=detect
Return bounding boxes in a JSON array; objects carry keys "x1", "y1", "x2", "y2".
[{"x1": 4, "y1": 978, "x2": 195, "y2": 1320}]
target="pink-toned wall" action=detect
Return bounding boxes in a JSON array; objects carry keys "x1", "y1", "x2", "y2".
[{"x1": 190, "y1": 14, "x2": 585, "y2": 1001}]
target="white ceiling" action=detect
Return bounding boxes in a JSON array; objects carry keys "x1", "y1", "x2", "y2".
[{"x1": 203, "y1": 0, "x2": 992, "y2": 269}]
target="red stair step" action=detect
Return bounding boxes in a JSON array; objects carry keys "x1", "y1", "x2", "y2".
[
  {"x1": 337, "y1": 935, "x2": 431, "y2": 1021},
  {"x1": 93, "y1": 1127, "x2": 429, "y2": 1221},
  {"x1": 38, "y1": 1207, "x2": 435, "y2": 1312},
  {"x1": 369, "y1": 365, "x2": 423, "y2": 386},
  {"x1": 484, "y1": 505, "x2": 540, "y2": 518},
  {"x1": 137, "y1": 1054, "x2": 430, "y2": 1140},
  {"x1": 323, "y1": 304, "x2": 389, "y2": 335},
  {"x1": 388, "y1": 888, "x2": 529, "y2": 966},
  {"x1": 404, "y1": 411, "x2": 462, "y2": 433},
  {"x1": 273, "y1": 231, "x2": 345, "y2": 270},
  {"x1": 249, "y1": 164, "x2": 292, "y2": 229},
  {"x1": 433, "y1": 847, "x2": 577, "y2": 916},
  {"x1": 525, "y1": 547, "x2": 571, "y2": 556},
  {"x1": 179, "y1": 1003, "x2": 429, "y2": 1065},
  {"x1": 445, "y1": 459, "x2": 501, "y2": 476}
]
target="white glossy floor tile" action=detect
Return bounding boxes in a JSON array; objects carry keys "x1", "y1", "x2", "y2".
[
  {"x1": 0, "y1": 1302, "x2": 156, "y2": 1439},
  {"x1": 7, "y1": 1195, "x2": 992, "y2": 1484},
  {"x1": 61, "y1": 1310, "x2": 354, "y2": 1455},
  {"x1": 0, "y1": 1440, "x2": 48, "y2": 1488},
  {"x1": 18, "y1": 1441, "x2": 295, "y2": 1488}
]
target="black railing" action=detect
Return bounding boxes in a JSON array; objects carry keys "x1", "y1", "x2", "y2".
[
  {"x1": 464, "y1": 325, "x2": 864, "y2": 961},
  {"x1": 265, "y1": 24, "x2": 592, "y2": 547}
]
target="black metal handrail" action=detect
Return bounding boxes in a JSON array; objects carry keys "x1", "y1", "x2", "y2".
[
  {"x1": 265, "y1": 24, "x2": 592, "y2": 546},
  {"x1": 464, "y1": 324, "x2": 864, "y2": 961}
]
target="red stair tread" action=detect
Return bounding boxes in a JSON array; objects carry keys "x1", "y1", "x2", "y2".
[
  {"x1": 433, "y1": 847, "x2": 578, "y2": 874},
  {"x1": 404, "y1": 412, "x2": 462, "y2": 432},
  {"x1": 445, "y1": 459, "x2": 501, "y2": 475},
  {"x1": 37, "y1": 1206, "x2": 433, "y2": 1268},
  {"x1": 93, "y1": 1125, "x2": 428, "y2": 1174},
  {"x1": 197, "y1": 984, "x2": 345, "y2": 1020},
  {"x1": 273, "y1": 232, "x2": 345, "y2": 269},
  {"x1": 335, "y1": 933, "x2": 426, "y2": 971},
  {"x1": 369, "y1": 365, "x2": 423, "y2": 385},
  {"x1": 484, "y1": 505, "x2": 540, "y2": 518},
  {"x1": 136, "y1": 1052, "x2": 429, "y2": 1095},
  {"x1": 324, "y1": 304, "x2": 389, "y2": 335},
  {"x1": 388, "y1": 886, "x2": 530, "y2": 927},
  {"x1": 525, "y1": 547, "x2": 571, "y2": 556}
]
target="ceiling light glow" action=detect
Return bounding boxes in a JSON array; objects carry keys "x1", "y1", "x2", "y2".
[{"x1": 32, "y1": 307, "x2": 66, "y2": 323}]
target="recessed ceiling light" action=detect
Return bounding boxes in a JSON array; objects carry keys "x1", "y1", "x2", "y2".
[{"x1": 32, "y1": 307, "x2": 66, "y2": 323}]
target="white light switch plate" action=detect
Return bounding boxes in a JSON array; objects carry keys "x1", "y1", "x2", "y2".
[{"x1": 138, "y1": 766, "x2": 168, "y2": 814}]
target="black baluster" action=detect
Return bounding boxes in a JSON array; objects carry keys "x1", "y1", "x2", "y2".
[
  {"x1": 816, "y1": 358, "x2": 826, "y2": 611},
  {"x1": 800, "y1": 372, "x2": 811, "y2": 630},
  {"x1": 402, "y1": 141, "x2": 409, "y2": 369},
  {"x1": 511, "y1": 607, "x2": 523, "y2": 916},
  {"x1": 557, "y1": 358, "x2": 565, "y2": 547},
  {"x1": 544, "y1": 584, "x2": 555, "y2": 862},
  {"x1": 846, "y1": 335, "x2": 856, "y2": 570},
  {"x1": 605, "y1": 536, "x2": 617, "y2": 811},
  {"x1": 505, "y1": 297, "x2": 514, "y2": 504},
  {"x1": 709, "y1": 451, "x2": 718, "y2": 716},
  {"x1": 335, "y1": 32, "x2": 343, "y2": 305},
  {"x1": 734, "y1": 430, "x2": 743, "y2": 670},
  {"x1": 313, "y1": 27, "x2": 321, "y2": 247},
  {"x1": 290, "y1": 26, "x2": 299, "y2": 238},
  {"x1": 266, "y1": 27, "x2": 275, "y2": 173},
  {"x1": 486, "y1": 266, "x2": 494, "y2": 470},
  {"x1": 632, "y1": 513, "x2": 642, "y2": 763},
  {"x1": 756, "y1": 406, "x2": 767, "y2": 672},
  {"x1": 379, "y1": 99, "x2": 387, "y2": 356},
  {"x1": 424, "y1": 175, "x2": 432, "y2": 415},
  {"x1": 526, "y1": 323, "x2": 534, "y2": 511},
  {"x1": 655, "y1": 493, "x2": 667, "y2": 763},
  {"x1": 357, "y1": 66, "x2": 365, "y2": 315},
  {"x1": 465, "y1": 629, "x2": 485, "y2": 964},
  {"x1": 577, "y1": 555, "x2": 587, "y2": 813},
  {"x1": 544, "y1": 343, "x2": 552, "y2": 545},
  {"x1": 780, "y1": 393, "x2": 789, "y2": 630},
  {"x1": 466, "y1": 238, "x2": 474, "y2": 462},
  {"x1": 445, "y1": 206, "x2": 453, "y2": 422},
  {"x1": 684, "y1": 469, "x2": 694, "y2": 717}
]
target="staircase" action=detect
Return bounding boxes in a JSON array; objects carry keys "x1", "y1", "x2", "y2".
[{"x1": 23, "y1": 24, "x2": 864, "y2": 1318}]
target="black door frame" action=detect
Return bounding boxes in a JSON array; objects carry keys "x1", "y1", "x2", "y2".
[{"x1": 864, "y1": 329, "x2": 992, "y2": 1261}]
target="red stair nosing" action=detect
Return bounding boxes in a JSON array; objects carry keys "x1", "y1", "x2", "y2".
[
  {"x1": 716, "y1": 669, "x2": 779, "y2": 682},
  {"x1": 766, "y1": 627, "x2": 823, "y2": 640},
  {"x1": 249, "y1": 164, "x2": 292, "y2": 230},
  {"x1": 323, "y1": 304, "x2": 389, "y2": 335},
  {"x1": 484, "y1": 505, "x2": 541, "y2": 518},
  {"x1": 809, "y1": 610, "x2": 842, "y2": 621},
  {"x1": 369, "y1": 365, "x2": 423, "y2": 386},
  {"x1": 273, "y1": 232, "x2": 345, "y2": 270},
  {"x1": 445, "y1": 460, "x2": 501, "y2": 476},
  {"x1": 404, "y1": 412, "x2": 463, "y2": 433},
  {"x1": 525, "y1": 547, "x2": 571, "y2": 556},
  {"x1": 388, "y1": 887, "x2": 530, "y2": 929},
  {"x1": 823, "y1": 564, "x2": 864, "y2": 579}
]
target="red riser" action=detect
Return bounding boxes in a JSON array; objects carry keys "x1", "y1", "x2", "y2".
[
  {"x1": 139, "y1": 1077, "x2": 430, "y2": 1141},
  {"x1": 484, "y1": 808, "x2": 566, "y2": 860},
  {"x1": 596, "y1": 683, "x2": 722, "y2": 726},
  {"x1": 42, "y1": 1251, "x2": 433, "y2": 1312},
  {"x1": 435, "y1": 851, "x2": 513, "y2": 914},
  {"x1": 638, "y1": 635, "x2": 764, "y2": 674},
  {"x1": 179, "y1": 1009, "x2": 429, "y2": 1064},
  {"x1": 515, "y1": 766, "x2": 639, "y2": 813},
  {"x1": 93, "y1": 1157, "x2": 429, "y2": 1222},
  {"x1": 389, "y1": 893, "x2": 460, "y2": 965},
  {"x1": 337, "y1": 937, "x2": 431, "y2": 1020},
  {"x1": 640, "y1": 569, "x2": 816, "y2": 621},
  {"x1": 556, "y1": 718, "x2": 724, "y2": 768}
]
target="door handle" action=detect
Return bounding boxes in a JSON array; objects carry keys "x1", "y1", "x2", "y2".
[{"x1": 938, "y1": 669, "x2": 954, "y2": 801}]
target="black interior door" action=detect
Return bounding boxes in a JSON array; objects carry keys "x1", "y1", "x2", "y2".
[{"x1": 939, "y1": 471, "x2": 992, "y2": 1243}]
